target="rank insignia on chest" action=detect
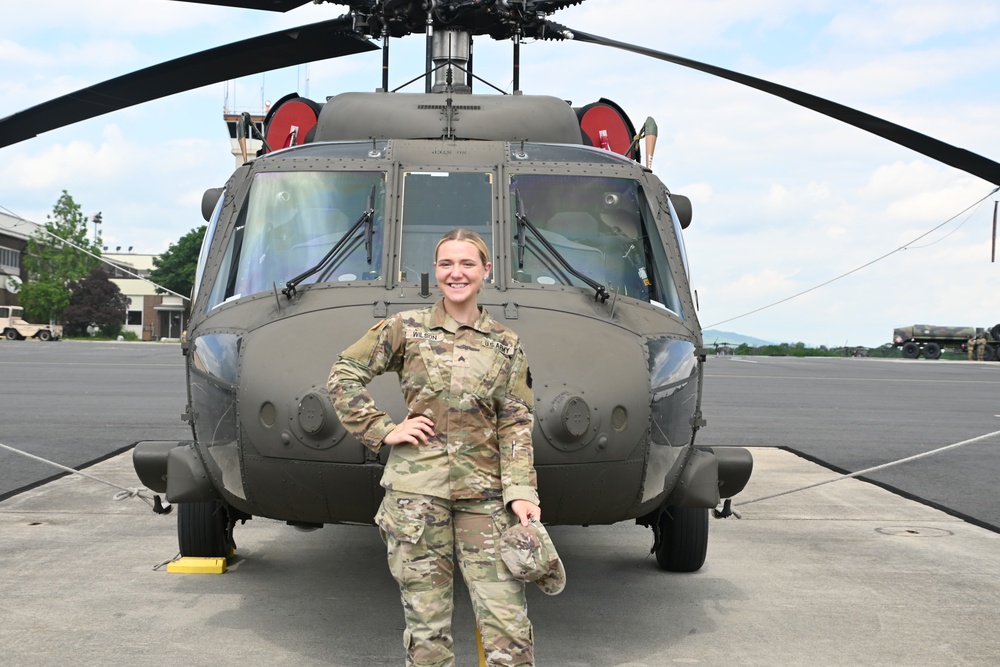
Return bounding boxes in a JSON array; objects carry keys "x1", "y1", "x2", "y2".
[{"x1": 453, "y1": 350, "x2": 472, "y2": 367}]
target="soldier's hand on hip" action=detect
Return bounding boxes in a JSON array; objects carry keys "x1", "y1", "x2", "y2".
[{"x1": 384, "y1": 415, "x2": 436, "y2": 446}]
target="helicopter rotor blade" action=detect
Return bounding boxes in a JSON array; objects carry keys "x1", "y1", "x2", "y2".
[
  {"x1": 170, "y1": 0, "x2": 315, "y2": 11},
  {"x1": 0, "y1": 16, "x2": 377, "y2": 149},
  {"x1": 554, "y1": 25, "x2": 1000, "y2": 186}
]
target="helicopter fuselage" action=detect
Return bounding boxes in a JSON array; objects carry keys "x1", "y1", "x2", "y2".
[{"x1": 134, "y1": 92, "x2": 751, "y2": 535}]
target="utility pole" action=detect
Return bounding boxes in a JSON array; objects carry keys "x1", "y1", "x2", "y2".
[{"x1": 92, "y1": 211, "x2": 102, "y2": 244}]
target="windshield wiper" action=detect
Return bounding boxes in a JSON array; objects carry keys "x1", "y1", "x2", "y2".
[
  {"x1": 282, "y1": 184, "x2": 377, "y2": 300},
  {"x1": 513, "y1": 191, "x2": 610, "y2": 303}
]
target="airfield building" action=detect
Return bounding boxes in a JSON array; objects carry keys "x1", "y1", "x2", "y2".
[
  {"x1": 0, "y1": 211, "x2": 35, "y2": 309},
  {"x1": 0, "y1": 212, "x2": 185, "y2": 341}
]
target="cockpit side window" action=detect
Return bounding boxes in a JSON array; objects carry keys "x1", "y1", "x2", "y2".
[
  {"x1": 205, "y1": 171, "x2": 385, "y2": 310},
  {"x1": 509, "y1": 174, "x2": 685, "y2": 318},
  {"x1": 193, "y1": 187, "x2": 226, "y2": 301}
]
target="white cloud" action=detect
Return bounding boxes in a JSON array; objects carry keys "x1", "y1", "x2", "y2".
[
  {"x1": 828, "y1": 0, "x2": 1000, "y2": 46},
  {"x1": 1, "y1": 124, "x2": 141, "y2": 190},
  {"x1": 723, "y1": 267, "x2": 802, "y2": 298}
]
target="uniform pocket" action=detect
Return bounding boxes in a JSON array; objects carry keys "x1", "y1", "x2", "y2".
[
  {"x1": 409, "y1": 340, "x2": 448, "y2": 393},
  {"x1": 375, "y1": 495, "x2": 428, "y2": 544},
  {"x1": 474, "y1": 352, "x2": 507, "y2": 401}
]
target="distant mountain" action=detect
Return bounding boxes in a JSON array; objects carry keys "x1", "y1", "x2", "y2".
[{"x1": 702, "y1": 329, "x2": 775, "y2": 347}]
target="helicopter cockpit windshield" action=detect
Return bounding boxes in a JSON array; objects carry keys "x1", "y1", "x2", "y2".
[
  {"x1": 509, "y1": 173, "x2": 685, "y2": 317},
  {"x1": 206, "y1": 170, "x2": 386, "y2": 309},
  {"x1": 397, "y1": 171, "x2": 494, "y2": 284}
]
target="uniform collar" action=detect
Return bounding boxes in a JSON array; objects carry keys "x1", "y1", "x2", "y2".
[{"x1": 432, "y1": 299, "x2": 492, "y2": 334}]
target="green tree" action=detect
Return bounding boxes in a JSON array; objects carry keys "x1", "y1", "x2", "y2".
[
  {"x1": 64, "y1": 269, "x2": 129, "y2": 337},
  {"x1": 19, "y1": 281, "x2": 71, "y2": 324},
  {"x1": 148, "y1": 225, "x2": 206, "y2": 301},
  {"x1": 21, "y1": 191, "x2": 102, "y2": 323}
]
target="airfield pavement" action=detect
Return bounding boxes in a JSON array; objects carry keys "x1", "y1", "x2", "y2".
[{"x1": 1, "y1": 446, "x2": 998, "y2": 666}]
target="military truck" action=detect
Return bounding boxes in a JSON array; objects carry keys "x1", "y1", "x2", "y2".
[
  {"x1": 0, "y1": 305, "x2": 62, "y2": 341},
  {"x1": 892, "y1": 324, "x2": 1000, "y2": 361}
]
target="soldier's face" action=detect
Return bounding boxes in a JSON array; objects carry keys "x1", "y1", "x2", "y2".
[{"x1": 435, "y1": 240, "x2": 491, "y2": 306}]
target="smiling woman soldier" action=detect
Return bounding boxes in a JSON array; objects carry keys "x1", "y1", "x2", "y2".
[{"x1": 327, "y1": 227, "x2": 545, "y2": 666}]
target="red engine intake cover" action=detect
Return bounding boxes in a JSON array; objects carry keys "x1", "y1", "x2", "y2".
[
  {"x1": 264, "y1": 97, "x2": 322, "y2": 151},
  {"x1": 576, "y1": 100, "x2": 638, "y2": 160}
]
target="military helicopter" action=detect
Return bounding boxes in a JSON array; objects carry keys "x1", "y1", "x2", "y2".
[{"x1": 4, "y1": 0, "x2": 999, "y2": 574}]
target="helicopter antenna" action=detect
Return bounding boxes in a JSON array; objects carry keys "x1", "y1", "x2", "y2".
[
  {"x1": 380, "y1": 22, "x2": 390, "y2": 91},
  {"x1": 467, "y1": 34, "x2": 474, "y2": 92},
  {"x1": 609, "y1": 283, "x2": 621, "y2": 319},
  {"x1": 424, "y1": 7, "x2": 434, "y2": 94},
  {"x1": 444, "y1": 96, "x2": 455, "y2": 139},
  {"x1": 513, "y1": 25, "x2": 521, "y2": 93}
]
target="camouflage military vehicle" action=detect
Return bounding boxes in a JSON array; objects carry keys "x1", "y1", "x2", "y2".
[{"x1": 893, "y1": 324, "x2": 1000, "y2": 361}]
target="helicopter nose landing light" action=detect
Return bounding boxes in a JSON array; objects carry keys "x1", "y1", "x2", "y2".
[
  {"x1": 297, "y1": 391, "x2": 332, "y2": 437},
  {"x1": 560, "y1": 395, "x2": 591, "y2": 439},
  {"x1": 536, "y1": 384, "x2": 597, "y2": 452},
  {"x1": 287, "y1": 386, "x2": 346, "y2": 450}
]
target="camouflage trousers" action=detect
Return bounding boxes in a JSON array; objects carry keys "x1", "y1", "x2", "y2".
[{"x1": 376, "y1": 490, "x2": 534, "y2": 667}]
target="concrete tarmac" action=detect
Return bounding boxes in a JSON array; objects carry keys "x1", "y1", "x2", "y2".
[{"x1": 2, "y1": 448, "x2": 998, "y2": 666}]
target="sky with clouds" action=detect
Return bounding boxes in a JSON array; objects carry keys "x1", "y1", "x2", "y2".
[{"x1": 2, "y1": 0, "x2": 999, "y2": 347}]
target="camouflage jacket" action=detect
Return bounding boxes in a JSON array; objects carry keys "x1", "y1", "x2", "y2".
[{"x1": 327, "y1": 301, "x2": 539, "y2": 507}]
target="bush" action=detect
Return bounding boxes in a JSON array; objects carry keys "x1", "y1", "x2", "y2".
[{"x1": 65, "y1": 269, "x2": 128, "y2": 337}]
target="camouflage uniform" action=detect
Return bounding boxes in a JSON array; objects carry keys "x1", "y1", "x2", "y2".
[
  {"x1": 328, "y1": 301, "x2": 538, "y2": 667},
  {"x1": 976, "y1": 334, "x2": 987, "y2": 361},
  {"x1": 968, "y1": 337, "x2": 976, "y2": 361}
]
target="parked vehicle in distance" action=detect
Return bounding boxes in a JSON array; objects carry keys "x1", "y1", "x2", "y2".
[
  {"x1": 0, "y1": 305, "x2": 62, "y2": 341},
  {"x1": 892, "y1": 324, "x2": 1000, "y2": 361}
]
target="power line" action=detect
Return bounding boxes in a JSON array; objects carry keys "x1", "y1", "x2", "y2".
[
  {"x1": 0, "y1": 206, "x2": 189, "y2": 302},
  {"x1": 706, "y1": 185, "x2": 1000, "y2": 329}
]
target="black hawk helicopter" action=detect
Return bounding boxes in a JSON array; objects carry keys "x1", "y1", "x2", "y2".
[{"x1": 3, "y1": 0, "x2": 999, "y2": 574}]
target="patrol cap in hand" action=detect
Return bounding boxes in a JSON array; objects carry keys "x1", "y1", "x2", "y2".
[{"x1": 500, "y1": 520, "x2": 566, "y2": 596}]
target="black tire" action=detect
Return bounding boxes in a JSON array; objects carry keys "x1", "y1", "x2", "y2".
[
  {"x1": 5, "y1": 328, "x2": 18, "y2": 340},
  {"x1": 923, "y1": 342, "x2": 941, "y2": 360},
  {"x1": 38, "y1": 330, "x2": 52, "y2": 342},
  {"x1": 900, "y1": 341, "x2": 920, "y2": 359},
  {"x1": 177, "y1": 501, "x2": 231, "y2": 557},
  {"x1": 985, "y1": 345, "x2": 998, "y2": 362},
  {"x1": 655, "y1": 506, "x2": 709, "y2": 572}
]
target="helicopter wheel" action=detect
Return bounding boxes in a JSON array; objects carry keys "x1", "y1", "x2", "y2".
[
  {"x1": 177, "y1": 501, "x2": 233, "y2": 558},
  {"x1": 654, "y1": 506, "x2": 708, "y2": 572}
]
